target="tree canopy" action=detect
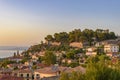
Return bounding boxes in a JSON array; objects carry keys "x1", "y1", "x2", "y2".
[
  {"x1": 43, "y1": 51, "x2": 56, "y2": 65},
  {"x1": 60, "y1": 60, "x2": 120, "y2": 80},
  {"x1": 45, "y1": 29, "x2": 117, "y2": 45}
]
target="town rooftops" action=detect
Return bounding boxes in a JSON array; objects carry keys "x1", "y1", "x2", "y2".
[
  {"x1": 0, "y1": 69, "x2": 12, "y2": 73},
  {"x1": 18, "y1": 69, "x2": 33, "y2": 73},
  {"x1": 58, "y1": 66, "x2": 86, "y2": 73},
  {"x1": 36, "y1": 63, "x2": 49, "y2": 68},
  {"x1": 104, "y1": 44, "x2": 119, "y2": 46},
  {"x1": 35, "y1": 66, "x2": 59, "y2": 74}
]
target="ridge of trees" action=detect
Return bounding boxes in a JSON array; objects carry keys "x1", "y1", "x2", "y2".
[
  {"x1": 25, "y1": 29, "x2": 117, "y2": 53},
  {"x1": 45, "y1": 29, "x2": 117, "y2": 44}
]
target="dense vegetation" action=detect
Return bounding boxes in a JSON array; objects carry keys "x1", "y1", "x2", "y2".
[
  {"x1": 0, "y1": 59, "x2": 16, "y2": 68},
  {"x1": 25, "y1": 29, "x2": 117, "y2": 54},
  {"x1": 45, "y1": 29, "x2": 116, "y2": 45},
  {"x1": 60, "y1": 56, "x2": 120, "y2": 80},
  {"x1": 43, "y1": 51, "x2": 57, "y2": 65}
]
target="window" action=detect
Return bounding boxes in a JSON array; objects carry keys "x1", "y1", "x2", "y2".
[
  {"x1": 27, "y1": 74, "x2": 29, "y2": 77},
  {"x1": 21, "y1": 74, "x2": 23, "y2": 77},
  {"x1": 36, "y1": 74, "x2": 39, "y2": 76},
  {"x1": 36, "y1": 74, "x2": 40, "y2": 79}
]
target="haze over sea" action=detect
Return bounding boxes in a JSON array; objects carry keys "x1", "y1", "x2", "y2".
[{"x1": 0, "y1": 46, "x2": 28, "y2": 58}]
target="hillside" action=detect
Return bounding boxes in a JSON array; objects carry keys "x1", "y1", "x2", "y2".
[{"x1": 24, "y1": 28, "x2": 117, "y2": 54}]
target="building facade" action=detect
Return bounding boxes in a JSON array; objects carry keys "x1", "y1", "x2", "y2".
[{"x1": 104, "y1": 44, "x2": 119, "y2": 53}]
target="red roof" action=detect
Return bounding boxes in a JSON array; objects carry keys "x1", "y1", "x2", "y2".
[{"x1": 36, "y1": 63, "x2": 49, "y2": 68}]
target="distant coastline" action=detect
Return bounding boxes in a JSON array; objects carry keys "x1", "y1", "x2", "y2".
[
  {"x1": 0, "y1": 46, "x2": 28, "y2": 50},
  {"x1": 0, "y1": 50, "x2": 24, "y2": 58},
  {"x1": 0, "y1": 46, "x2": 28, "y2": 58}
]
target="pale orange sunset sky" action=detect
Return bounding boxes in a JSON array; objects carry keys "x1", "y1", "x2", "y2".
[{"x1": 0, "y1": 0, "x2": 120, "y2": 46}]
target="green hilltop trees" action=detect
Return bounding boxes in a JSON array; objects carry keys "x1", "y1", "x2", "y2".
[
  {"x1": 45, "y1": 29, "x2": 117, "y2": 46},
  {"x1": 54, "y1": 32, "x2": 69, "y2": 43},
  {"x1": 24, "y1": 28, "x2": 117, "y2": 56}
]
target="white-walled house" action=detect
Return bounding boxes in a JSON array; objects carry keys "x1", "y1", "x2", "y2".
[
  {"x1": 104, "y1": 44, "x2": 119, "y2": 53},
  {"x1": 86, "y1": 47, "x2": 97, "y2": 56},
  {"x1": 87, "y1": 47, "x2": 96, "y2": 52},
  {"x1": 86, "y1": 52, "x2": 97, "y2": 56},
  {"x1": 12, "y1": 69, "x2": 33, "y2": 80},
  {"x1": 34, "y1": 66, "x2": 59, "y2": 80},
  {"x1": 104, "y1": 44, "x2": 119, "y2": 57},
  {"x1": 69, "y1": 42, "x2": 89, "y2": 48}
]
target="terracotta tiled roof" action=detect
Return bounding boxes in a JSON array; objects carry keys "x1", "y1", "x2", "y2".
[
  {"x1": 20, "y1": 66, "x2": 29, "y2": 69},
  {"x1": 19, "y1": 69, "x2": 32, "y2": 73},
  {"x1": 8, "y1": 64, "x2": 24, "y2": 67},
  {"x1": 0, "y1": 69, "x2": 12, "y2": 73},
  {"x1": 35, "y1": 67, "x2": 59, "y2": 74},
  {"x1": 36, "y1": 63, "x2": 49, "y2": 68},
  {"x1": 58, "y1": 66, "x2": 86, "y2": 73}
]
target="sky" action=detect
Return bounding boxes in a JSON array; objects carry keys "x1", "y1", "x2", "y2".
[{"x1": 0, "y1": 0, "x2": 120, "y2": 46}]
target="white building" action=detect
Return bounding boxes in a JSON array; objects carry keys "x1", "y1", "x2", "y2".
[
  {"x1": 104, "y1": 44, "x2": 119, "y2": 53},
  {"x1": 86, "y1": 47, "x2": 97, "y2": 56},
  {"x1": 69, "y1": 42, "x2": 89, "y2": 48},
  {"x1": 86, "y1": 52, "x2": 97, "y2": 56},
  {"x1": 34, "y1": 66, "x2": 59, "y2": 80},
  {"x1": 12, "y1": 69, "x2": 33, "y2": 80}
]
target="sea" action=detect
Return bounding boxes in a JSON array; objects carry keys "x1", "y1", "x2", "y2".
[
  {"x1": 0, "y1": 46, "x2": 28, "y2": 58},
  {"x1": 0, "y1": 50, "x2": 24, "y2": 58}
]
